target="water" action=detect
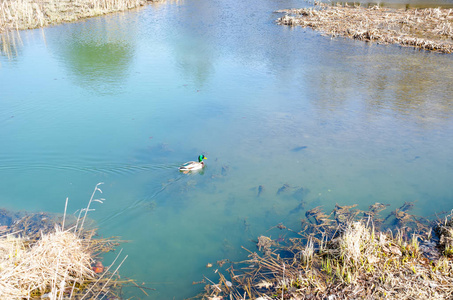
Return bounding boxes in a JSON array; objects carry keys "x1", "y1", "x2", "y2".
[{"x1": 1, "y1": 0, "x2": 453, "y2": 298}]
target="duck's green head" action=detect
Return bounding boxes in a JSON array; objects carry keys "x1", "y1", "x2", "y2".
[{"x1": 198, "y1": 155, "x2": 207, "y2": 162}]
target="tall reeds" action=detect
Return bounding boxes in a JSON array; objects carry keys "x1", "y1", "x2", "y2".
[{"x1": 0, "y1": 0, "x2": 151, "y2": 33}]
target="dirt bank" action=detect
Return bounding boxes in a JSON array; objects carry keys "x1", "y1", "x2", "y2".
[{"x1": 277, "y1": 2, "x2": 453, "y2": 53}]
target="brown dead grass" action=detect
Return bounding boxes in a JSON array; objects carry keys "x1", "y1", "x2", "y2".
[
  {"x1": 277, "y1": 3, "x2": 453, "y2": 53},
  {"x1": 0, "y1": 227, "x2": 93, "y2": 299},
  {"x1": 195, "y1": 203, "x2": 453, "y2": 300},
  {"x1": 0, "y1": 0, "x2": 157, "y2": 33},
  {"x1": 0, "y1": 184, "x2": 129, "y2": 299}
]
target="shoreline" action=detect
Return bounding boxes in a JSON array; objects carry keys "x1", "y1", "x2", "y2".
[
  {"x1": 0, "y1": 0, "x2": 159, "y2": 34},
  {"x1": 276, "y1": 2, "x2": 453, "y2": 53},
  {"x1": 0, "y1": 208, "x2": 126, "y2": 299},
  {"x1": 0, "y1": 184, "x2": 145, "y2": 299},
  {"x1": 2, "y1": 0, "x2": 452, "y2": 54},
  {"x1": 195, "y1": 203, "x2": 453, "y2": 299}
]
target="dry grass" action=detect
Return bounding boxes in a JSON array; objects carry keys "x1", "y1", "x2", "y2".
[
  {"x1": 195, "y1": 202, "x2": 453, "y2": 299},
  {"x1": 0, "y1": 227, "x2": 94, "y2": 299},
  {"x1": 277, "y1": 2, "x2": 453, "y2": 53},
  {"x1": 0, "y1": 183, "x2": 131, "y2": 299},
  {"x1": 0, "y1": 0, "x2": 158, "y2": 33}
]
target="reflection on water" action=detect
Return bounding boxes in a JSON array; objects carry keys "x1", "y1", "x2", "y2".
[
  {"x1": 0, "y1": 30, "x2": 24, "y2": 60},
  {"x1": 170, "y1": 0, "x2": 216, "y2": 86},
  {"x1": 48, "y1": 13, "x2": 139, "y2": 95},
  {"x1": 308, "y1": 50, "x2": 453, "y2": 126},
  {"x1": 1, "y1": 0, "x2": 453, "y2": 299}
]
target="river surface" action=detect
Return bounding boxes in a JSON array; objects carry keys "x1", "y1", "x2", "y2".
[{"x1": 1, "y1": 0, "x2": 453, "y2": 298}]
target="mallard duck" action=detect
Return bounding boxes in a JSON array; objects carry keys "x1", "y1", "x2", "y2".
[{"x1": 179, "y1": 155, "x2": 207, "y2": 172}]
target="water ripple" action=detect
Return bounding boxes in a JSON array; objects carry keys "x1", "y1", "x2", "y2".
[
  {"x1": 96, "y1": 175, "x2": 183, "y2": 226},
  {"x1": 0, "y1": 161, "x2": 178, "y2": 175}
]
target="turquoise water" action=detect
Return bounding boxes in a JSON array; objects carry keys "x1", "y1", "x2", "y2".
[{"x1": 1, "y1": 0, "x2": 453, "y2": 298}]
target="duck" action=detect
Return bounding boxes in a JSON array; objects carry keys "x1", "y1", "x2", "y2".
[{"x1": 179, "y1": 155, "x2": 207, "y2": 172}]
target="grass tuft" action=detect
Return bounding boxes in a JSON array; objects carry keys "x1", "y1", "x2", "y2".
[
  {"x1": 0, "y1": 183, "x2": 131, "y2": 299},
  {"x1": 195, "y1": 202, "x2": 453, "y2": 299}
]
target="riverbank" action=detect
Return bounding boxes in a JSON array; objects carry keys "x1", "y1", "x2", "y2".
[
  {"x1": 0, "y1": 184, "x2": 141, "y2": 299},
  {"x1": 194, "y1": 203, "x2": 453, "y2": 299},
  {"x1": 0, "y1": 0, "x2": 158, "y2": 33},
  {"x1": 277, "y1": 3, "x2": 453, "y2": 53}
]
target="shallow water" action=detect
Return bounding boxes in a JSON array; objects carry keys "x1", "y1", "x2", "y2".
[{"x1": 1, "y1": 0, "x2": 453, "y2": 298}]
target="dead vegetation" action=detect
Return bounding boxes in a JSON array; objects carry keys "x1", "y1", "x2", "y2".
[
  {"x1": 194, "y1": 202, "x2": 453, "y2": 299},
  {"x1": 0, "y1": 183, "x2": 137, "y2": 300},
  {"x1": 0, "y1": 0, "x2": 158, "y2": 33},
  {"x1": 276, "y1": 2, "x2": 453, "y2": 53},
  {"x1": 435, "y1": 210, "x2": 453, "y2": 257}
]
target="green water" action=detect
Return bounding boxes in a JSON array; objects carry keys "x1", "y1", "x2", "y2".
[{"x1": 1, "y1": 0, "x2": 453, "y2": 298}]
